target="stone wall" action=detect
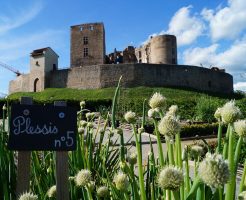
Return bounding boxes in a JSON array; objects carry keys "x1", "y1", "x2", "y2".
[
  {"x1": 9, "y1": 63, "x2": 233, "y2": 94},
  {"x1": 70, "y1": 23, "x2": 105, "y2": 67}
]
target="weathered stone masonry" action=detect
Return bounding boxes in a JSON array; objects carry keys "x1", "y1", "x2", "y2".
[{"x1": 9, "y1": 22, "x2": 233, "y2": 94}]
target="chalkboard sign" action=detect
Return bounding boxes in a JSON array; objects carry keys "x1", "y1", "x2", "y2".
[{"x1": 8, "y1": 104, "x2": 77, "y2": 151}]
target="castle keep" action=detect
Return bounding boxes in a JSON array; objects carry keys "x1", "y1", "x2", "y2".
[{"x1": 9, "y1": 22, "x2": 233, "y2": 94}]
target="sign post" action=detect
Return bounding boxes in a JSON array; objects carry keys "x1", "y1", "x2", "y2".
[{"x1": 9, "y1": 98, "x2": 77, "y2": 199}]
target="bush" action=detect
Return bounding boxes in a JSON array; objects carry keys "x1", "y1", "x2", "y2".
[{"x1": 194, "y1": 96, "x2": 224, "y2": 123}]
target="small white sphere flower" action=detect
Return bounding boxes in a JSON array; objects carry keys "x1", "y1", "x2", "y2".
[
  {"x1": 166, "y1": 105, "x2": 178, "y2": 116},
  {"x1": 2, "y1": 104, "x2": 7, "y2": 111},
  {"x1": 86, "y1": 112, "x2": 95, "y2": 120},
  {"x1": 234, "y1": 120, "x2": 246, "y2": 137},
  {"x1": 127, "y1": 152, "x2": 137, "y2": 165},
  {"x1": 75, "y1": 169, "x2": 92, "y2": 187},
  {"x1": 124, "y1": 111, "x2": 136, "y2": 124},
  {"x1": 87, "y1": 122, "x2": 93, "y2": 129},
  {"x1": 80, "y1": 101, "x2": 86, "y2": 108},
  {"x1": 149, "y1": 92, "x2": 166, "y2": 109},
  {"x1": 97, "y1": 186, "x2": 109, "y2": 198},
  {"x1": 47, "y1": 185, "x2": 56, "y2": 198},
  {"x1": 198, "y1": 153, "x2": 229, "y2": 188},
  {"x1": 80, "y1": 120, "x2": 87, "y2": 128},
  {"x1": 190, "y1": 145, "x2": 204, "y2": 159},
  {"x1": 214, "y1": 107, "x2": 222, "y2": 121},
  {"x1": 220, "y1": 100, "x2": 241, "y2": 124},
  {"x1": 113, "y1": 172, "x2": 129, "y2": 191},
  {"x1": 78, "y1": 127, "x2": 84, "y2": 134},
  {"x1": 18, "y1": 192, "x2": 38, "y2": 200},
  {"x1": 138, "y1": 127, "x2": 144, "y2": 134},
  {"x1": 158, "y1": 114, "x2": 181, "y2": 139},
  {"x1": 158, "y1": 166, "x2": 183, "y2": 191},
  {"x1": 238, "y1": 191, "x2": 246, "y2": 200},
  {"x1": 148, "y1": 108, "x2": 159, "y2": 118}
]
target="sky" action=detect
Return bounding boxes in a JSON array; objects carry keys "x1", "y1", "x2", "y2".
[{"x1": 0, "y1": 0, "x2": 246, "y2": 95}]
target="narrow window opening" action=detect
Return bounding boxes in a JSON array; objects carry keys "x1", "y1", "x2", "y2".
[
  {"x1": 83, "y1": 36, "x2": 88, "y2": 45},
  {"x1": 84, "y1": 48, "x2": 88, "y2": 57}
]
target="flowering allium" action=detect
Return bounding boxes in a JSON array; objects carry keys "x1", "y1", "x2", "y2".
[
  {"x1": 190, "y1": 145, "x2": 204, "y2": 159},
  {"x1": 113, "y1": 172, "x2": 129, "y2": 191},
  {"x1": 127, "y1": 152, "x2": 137, "y2": 165},
  {"x1": 220, "y1": 100, "x2": 241, "y2": 124},
  {"x1": 238, "y1": 191, "x2": 246, "y2": 200},
  {"x1": 86, "y1": 112, "x2": 95, "y2": 120},
  {"x1": 147, "y1": 108, "x2": 159, "y2": 118},
  {"x1": 80, "y1": 120, "x2": 87, "y2": 128},
  {"x1": 80, "y1": 101, "x2": 86, "y2": 108},
  {"x1": 198, "y1": 153, "x2": 229, "y2": 188},
  {"x1": 158, "y1": 166, "x2": 183, "y2": 190},
  {"x1": 75, "y1": 169, "x2": 92, "y2": 187},
  {"x1": 18, "y1": 192, "x2": 38, "y2": 200},
  {"x1": 47, "y1": 185, "x2": 56, "y2": 198},
  {"x1": 97, "y1": 186, "x2": 109, "y2": 197},
  {"x1": 149, "y1": 92, "x2": 166, "y2": 109},
  {"x1": 166, "y1": 105, "x2": 178, "y2": 116},
  {"x1": 124, "y1": 111, "x2": 136, "y2": 124},
  {"x1": 78, "y1": 127, "x2": 84, "y2": 134},
  {"x1": 234, "y1": 120, "x2": 246, "y2": 137},
  {"x1": 158, "y1": 114, "x2": 181, "y2": 138},
  {"x1": 214, "y1": 107, "x2": 222, "y2": 121}
]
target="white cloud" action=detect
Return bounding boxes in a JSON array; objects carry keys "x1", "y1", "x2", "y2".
[
  {"x1": 165, "y1": 6, "x2": 205, "y2": 46},
  {"x1": 201, "y1": 0, "x2": 246, "y2": 41},
  {"x1": 0, "y1": 1, "x2": 43, "y2": 35},
  {"x1": 183, "y1": 36, "x2": 246, "y2": 72},
  {"x1": 234, "y1": 82, "x2": 246, "y2": 91}
]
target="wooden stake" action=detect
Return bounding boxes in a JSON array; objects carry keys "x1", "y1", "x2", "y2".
[
  {"x1": 54, "y1": 101, "x2": 69, "y2": 200},
  {"x1": 16, "y1": 97, "x2": 33, "y2": 196}
]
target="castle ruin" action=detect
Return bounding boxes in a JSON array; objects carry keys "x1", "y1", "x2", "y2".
[{"x1": 9, "y1": 22, "x2": 233, "y2": 94}]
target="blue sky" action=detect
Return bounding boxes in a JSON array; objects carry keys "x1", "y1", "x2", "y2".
[{"x1": 0, "y1": 0, "x2": 246, "y2": 95}]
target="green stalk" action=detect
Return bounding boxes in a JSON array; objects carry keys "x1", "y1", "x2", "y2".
[
  {"x1": 120, "y1": 133, "x2": 125, "y2": 162},
  {"x1": 175, "y1": 133, "x2": 184, "y2": 200},
  {"x1": 153, "y1": 120, "x2": 165, "y2": 166},
  {"x1": 222, "y1": 125, "x2": 230, "y2": 159},
  {"x1": 186, "y1": 177, "x2": 202, "y2": 200},
  {"x1": 132, "y1": 124, "x2": 147, "y2": 200},
  {"x1": 111, "y1": 76, "x2": 122, "y2": 129},
  {"x1": 225, "y1": 124, "x2": 235, "y2": 200},
  {"x1": 216, "y1": 122, "x2": 222, "y2": 154},
  {"x1": 239, "y1": 160, "x2": 246, "y2": 193},
  {"x1": 184, "y1": 157, "x2": 191, "y2": 196},
  {"x1": 168, "y1": 141, "x2": 175, "y2": 165}
]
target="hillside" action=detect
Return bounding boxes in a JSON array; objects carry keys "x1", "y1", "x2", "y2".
[{"x1": 3, "y1": 87, "x2": 245, "y2": 121}]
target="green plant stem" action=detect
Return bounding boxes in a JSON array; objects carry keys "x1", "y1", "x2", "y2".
[
  {"x1": 216, "y1": 122, "x2": 222, "y2": 154},
  {"x1": 184, "y1": 158, "x2": 191, "y2": 196},
  {"x1": 111, "y1": 76, "x2": 122, "y2": 129},
  {"x1": 225, "y1": 124, "x2": 235, "y2": 200},
  {"x1": 175, "y1": 133, "x2": 184, "y2": 200},
  {"x1": 222, "y1": 125, "x2": 230, "y2": 159},
  {"x1": 132, "y1": 124, "x2": 147, "y2": 200},
  {"x1": 172, "y1": 191, "x2": 180, "y2": 200},
  {"x1": 239, "y1": 160, "x2": 246, "y2": 193},
  {"x1": 168, "y1": 141, "x2": 175, "y2": 165},
  {"x1": 186, "y1": 177, "x2": 202, "y2": 200},
  {"x1": 120, "y1": 133, "x2": 125, "y2": 162},
  {"x1": 153, "y1": 120, "x2": 165, "y2": 166}
]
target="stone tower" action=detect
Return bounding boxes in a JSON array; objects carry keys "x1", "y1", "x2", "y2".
[
  {"x1": 70, "y1": 22, "x2": 106, "y2": 67},
  {"x1": 135, "y1": 34, "x2": 177, "y2": 64},
  {"x1": 30, "y1": 47, "x2": 58, "y2": 92}
]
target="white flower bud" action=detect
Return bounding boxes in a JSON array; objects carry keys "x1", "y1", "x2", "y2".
[
  {"x1": 18, "y1": 192, "x2": 38, "y2": 200},
  {"x1": 47, "y1": 185, "x2": 56, "y2": 198},
  {"x1": 234, "y1": 120, "x2": 246, "y2": 137},
  {"x1": 75, "y1": 169, "x2": 92, "y2": 187},
  {"x1": 198, "y1": 153, "x2": 229, "y2": 188},
  {"x1": 124, "y1": 111, "x2": 136, "y2": 124},
  {"x1": 113, "y1": 172, "x2": 129, "y2": 191},
  {"x1": 158, "y1": 166, "x2": 183, "y2": 190},
  {"x1": 97, "y1": 186, "x2": 109, "y2": 198},
  {"x1": 149, "y1": 92, "x2": 166, "y2": 109},
  {"x1": 220, "y1": 100, "x2": 241, "y2": 124}
]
